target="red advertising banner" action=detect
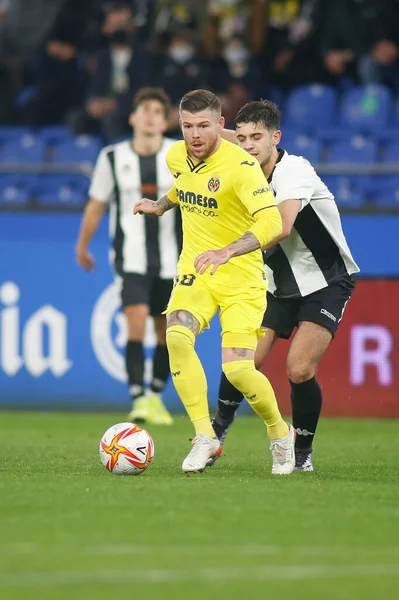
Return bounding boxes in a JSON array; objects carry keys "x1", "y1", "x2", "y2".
[{"x1": 261, "y1": 279, "x2": 399, "y2": 418}]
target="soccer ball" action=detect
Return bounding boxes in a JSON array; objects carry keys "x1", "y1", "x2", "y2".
[{"x1": 99, "y1": 422, "x2": 154, "y2": 475}]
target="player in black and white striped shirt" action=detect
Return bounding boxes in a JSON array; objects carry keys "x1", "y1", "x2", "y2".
[
  {"x1": 76, "y1": 88, "x2": 181, "y2": 425},
  {"x1": 211, "y1": 100, "x2": 359, "y2": 471}
]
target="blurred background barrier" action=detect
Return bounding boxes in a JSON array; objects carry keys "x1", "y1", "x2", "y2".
[{"x1": 0, "y1": 212, "x2": 397, "y2": 416}]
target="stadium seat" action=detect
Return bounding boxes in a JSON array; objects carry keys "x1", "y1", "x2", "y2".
[
  {"x1": 360, "y1": 175, "x2": 399, "y2": 197},
  {"x1": 332, "y1": 188, "x2": 365, "y2": 209},
  {"x1": 52, "y1": 135, "x2": 102, "y2": 167},
  {"x1": 0, "y1": 126, "x2": 34, "y2": 145},
  {"x1": 0, "y1": 134, "x2": 47, "y2": 162},
  {"x1": 283, "y1": 135, "x2": 322, "y2": 163},
  {"x1": 35, "y1": 173, "x2": 91, "y2": 195},
  {"x1": 39, "y1": 126, "x2": 73, "y2": 146},
  {"x1": 38, "y1": 186, "x2": 86, "y2": 207},
  {"x1": 382, "y1": 142, "x2": 399, "y2": 163},
  {"x1": 371, "y1": 190, "x2": 399, "y2": 208},
  {"x1": 0, "y1": 185, "x2": 30, "y2": 206},
  {"x1": 318, "y1": 127, "x2": 354, "y2": 144},
  {"x1": 327, "y1": 136, "x2": 377, "y2": 164},
  {"x1": 284, "y1": 84, "x2": 337, "y2": 130},
  {"x1": 339, "y1": 85, "x2": 393, "y2": 132},
  {"x1": 372, "y1": 128, "x2": 399, "y2": 144}
]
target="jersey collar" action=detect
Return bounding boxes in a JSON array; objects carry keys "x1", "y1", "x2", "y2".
[{"x1": 267, "y1": 148, "x2": 285, "y2": 183}]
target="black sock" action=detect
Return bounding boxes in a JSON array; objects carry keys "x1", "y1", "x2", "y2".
[
  {"x1": 217, "y1": 372, "x2": 244, "y2": 422},
  {"x1": 151, "y1": 344, "x2": 170, "y2": 393},
  {"x1": 126, "y1": 341, "x2": 144, "y2": 399},
  {"x1": 290, "y1": 377, "x2": 322, "y2": 451}
]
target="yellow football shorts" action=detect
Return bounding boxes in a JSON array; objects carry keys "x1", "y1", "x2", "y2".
[{"x1": 164, "y1": 272, "x2": 267, "y2": 350}]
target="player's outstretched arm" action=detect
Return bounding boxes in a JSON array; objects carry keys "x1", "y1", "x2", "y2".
[
  {"x1": 76, "y1": 198, "x2": 107, "y2": 271},
  {"x1": 133, "y1": 194, "x2": 176, "y2": 216},
  {"x1": 194, "y1": 206, "x2": 282, "y2": 275},
  {"x1": 194, "y1": 231, "x2": 260, "y2": 275}
]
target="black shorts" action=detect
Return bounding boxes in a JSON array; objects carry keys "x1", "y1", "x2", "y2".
[
  {"x1": 262, "y1": 276, "x2": 356, "y2": 339},
  {"x1": 120, "y1": 272, "x2": 173, "y2": 317}
]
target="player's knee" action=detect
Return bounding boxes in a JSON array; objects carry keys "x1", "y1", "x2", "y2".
[
  {"x1": 287, "y1": 362, "x2": 315, "y2": 384},
  {"x1": 166, "y1": 326, "x2": 195, "y2": 357},
  {"x1": 222, "y1": 360, "x2": 255, "y2": 392}
]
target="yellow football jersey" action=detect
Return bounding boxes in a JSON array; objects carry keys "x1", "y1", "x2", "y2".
[{"x1": 166, "y1": 139, "x2": 276, "y2": 288}]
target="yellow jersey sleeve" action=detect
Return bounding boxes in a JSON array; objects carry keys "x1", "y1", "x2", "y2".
[{"x1": 232, "y1": 159, "x2": 276, "y2": 215}]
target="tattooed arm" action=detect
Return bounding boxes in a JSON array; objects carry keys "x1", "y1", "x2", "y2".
[
  {"x1": 194, "y1": 231, "x2": 260, "y2": 275},
  {"x1": 133, "y1": 194, "x2": 176, "y2": 217}
]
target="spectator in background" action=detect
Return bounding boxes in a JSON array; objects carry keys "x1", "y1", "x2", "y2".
[
  {"x1": 20, "y1": 28, "x2": 86, "y2": 126},
  {"x1": 321, "y1": 0, "x2": 399, "y2": 89},
  {"x1": 156, "y1": 29, "x2": 209, "y2": 132},
  {"x1": 260, "y1": 0, "x2": 325, "y2": 90},
  {"x1": 69, "y1": 2, "x2": 153, "y2": 140},
  {"x1": 220, "y1": 34, "x2": 262, "y2": 125},
  {"x1": 151, "y1": 0, "x2": 208, "y2": 52},
  {"x1": 205, "y1": 0, "x2": 267, "y2": 57}
]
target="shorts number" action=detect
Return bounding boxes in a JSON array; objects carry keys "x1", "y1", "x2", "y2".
[{"x1": 174, "y1": 274, "x2": 196, "y2": 287}]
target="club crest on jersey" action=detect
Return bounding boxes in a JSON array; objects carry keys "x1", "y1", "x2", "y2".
[{"x1": 208, "y1": 177, "x2": 220, "y2": 193}]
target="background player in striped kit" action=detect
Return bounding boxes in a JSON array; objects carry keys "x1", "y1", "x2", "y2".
[
  {"x1": 76, "y1": 87, "x2": 181, "y2": 425},
  {"x1": 212, "y1": 100, "x2": 359, "y2": 471}
]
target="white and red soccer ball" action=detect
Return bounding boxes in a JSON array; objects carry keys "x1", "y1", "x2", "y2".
[{"x1": 99, "y1": 422, "x2": 154, "y2": 475}]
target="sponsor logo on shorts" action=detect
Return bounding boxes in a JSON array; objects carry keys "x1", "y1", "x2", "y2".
[
  {"x1": 208, "y1": 177, "x2": 220, "y2": 193},
  {"x1": 320, "y1": 308, "x2": 337, "y2": 322}
]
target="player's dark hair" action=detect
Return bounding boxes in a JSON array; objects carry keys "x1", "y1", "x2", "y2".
[
  {"x1": 179, "y1": 89, "x2": 221, "y2": 117},
  {"x1": 234, "y1": 100, "x2": 281, "y2": 132},
  {"x1": 132, "y1": 87, "x2": 171, "y2": 119}
]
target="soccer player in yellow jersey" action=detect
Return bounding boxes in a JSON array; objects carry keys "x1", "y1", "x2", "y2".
[{"x1": 133, "y1": 89, "x2": 295, "y2": 475}]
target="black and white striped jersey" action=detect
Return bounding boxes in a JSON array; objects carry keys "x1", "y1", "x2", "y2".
[
  {"x1": 264, "y1": 149, "x2": 359, "y2": 298},
  {"x1": 89, "y1": 138, "x2": 181, "y2": 279}
]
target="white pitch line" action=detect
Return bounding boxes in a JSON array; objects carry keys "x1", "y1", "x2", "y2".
[{"x1": 0, "y1": 564, "x2": 399, "y2": 587}]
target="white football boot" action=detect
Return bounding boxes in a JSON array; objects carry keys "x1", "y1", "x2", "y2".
[
  {"x1": 270, "y1": 424, "x2": 296, "y2": 475},
  {"x1": 182, "y1": 433, "x2": 222, "y2": 474}
]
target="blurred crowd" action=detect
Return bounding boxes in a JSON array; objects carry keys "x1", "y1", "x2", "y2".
[{"x1": 0, "y1": 0, "x2": 398, "y2": 140}]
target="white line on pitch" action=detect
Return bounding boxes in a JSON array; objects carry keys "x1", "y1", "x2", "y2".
[{"x1": 1, "y1": 564, "x2": 399, "y2": 587}]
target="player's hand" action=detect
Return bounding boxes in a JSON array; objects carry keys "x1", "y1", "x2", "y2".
[
  {"x1": 76, "y1": 247, "x2": 96, "y2": 271},
  {"x1": 133, "y1": 198, "x2": 159, "y2": 215},
  {"x1": 194, "y1": 248, "x2": 231, "y2": 275}
]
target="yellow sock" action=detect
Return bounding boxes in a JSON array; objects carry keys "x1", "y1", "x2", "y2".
[
  {"x1": 166, "y1": 325, "x2": 214, "y2": 438},
  {"x1": 222, "y1": 359, "x2": 289, "y2": 439}
]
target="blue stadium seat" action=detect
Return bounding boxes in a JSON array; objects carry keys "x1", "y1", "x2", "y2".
[
  {"x1": 371, "y1": 190, "x2": 399, "y2": 208},
  {"x1": 36, "y1": 173, "x2": 90, "y2": 195},
  {"x1": 52, "y1": 135, "x2": 102, "y2": 166},
  {"x1": 382, "y1": 142, "x2": 399, "y2": 163},
  {"x1": 318, "y1": 127, "x2": 353, "y2": 144},
  {"x1": 327, "y1": 136, "x2": 377, "y2": 164},
  {"x1": 322, "y1": 175, "x2": 365, "y2": 208},
  {"x1": 283, "y1": 135, "x2": 321, "y2": 163},
  {"x1": 284, "y1": 84, "x2": 337, "y2": 130},
  {"x1": 0, "y1": 134, "x2": 46, "y2": 162},
  {"x1": 339, "y1": 85, "x2": 393, "y2": 132},
  {"x1": 360, "y1": 175, "x2": 399, "y2": 197},
  {"x1": 333, "y1": 188, "x2": 365, "y2": 209},
  {"x1": 38, "y1": 186, "x2": 86, "y2": 207},
  {"x1": 0, "y1": 185, "x2": 30, "y2": 206},
  {"x1": 372, "y1": 128, "x2": 399, "y2": 144},
  {"x1": 0, "y1": 126, "x2": 34, "y2": 145},
  {"x1": 39, "y1": 126, "x2": 73, "y2": 146}
]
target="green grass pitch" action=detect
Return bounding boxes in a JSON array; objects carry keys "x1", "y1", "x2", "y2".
[{"x1": 0, "y1": 411, "x2": 398, "y2": 600}]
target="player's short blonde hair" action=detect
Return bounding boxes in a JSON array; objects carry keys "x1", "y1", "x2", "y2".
[{"x1": 179, "y1": 89, "x2": 221, "y2": 117}]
